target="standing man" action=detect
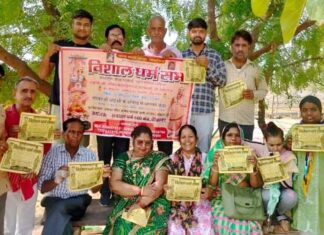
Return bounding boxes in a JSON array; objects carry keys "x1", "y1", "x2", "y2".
[
  {"x1": 4, "y1": 77, "x2": 40, "y2": 235},
  {"x1": 97, "y1": 24, "x2": 130, "y2": 206},
  {"x1": 38, "y1": 118, "x2": 110, "y2": 235},
  {"x1": 218, "y1": 30, "x2": 268, "y2": 140},
  {"x1": 39, "y1": 9, "x2": 96, "y2": 146},
  {"x1": 183, "y1": 18, "x2": 227, "y2": 153},
  {"x1": 133, "y1": 15, "x2": 182, "y2": 155}
]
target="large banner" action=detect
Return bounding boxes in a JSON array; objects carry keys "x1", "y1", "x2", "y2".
[{"x1": 59, "y1": 48, "x2": 194, "y2": 140}]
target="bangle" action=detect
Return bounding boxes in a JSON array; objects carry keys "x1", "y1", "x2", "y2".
[
  {"x1": 207, "y1": 184, "x2": 216, "y2": 189},
  {"x1": 137, "y1": 200, "x2": 145, "y2": 208},
  {"x1": 211, "y1": 167, "x2": 219, "y2": 173}
]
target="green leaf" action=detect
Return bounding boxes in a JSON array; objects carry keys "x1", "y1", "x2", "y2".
[
  {"x1": 0, "y1": 0, "x2": 23, "y2": 26},
  {"x1": 306, "y1": 0, "x2": 324, "y2": 22},
  {"x1": 280, "y1": 0, "x2": 307, "y2": 43},
  {"x1": 251, "y1": 0, "x2": 271, "y2": 18}
]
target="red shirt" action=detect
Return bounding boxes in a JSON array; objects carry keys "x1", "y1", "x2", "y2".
[{"x1": 5, "y1": 104, "x2": 51, "y2": 200}]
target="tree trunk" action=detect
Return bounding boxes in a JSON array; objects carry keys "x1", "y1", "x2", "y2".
[
  {"x1": 0, "y1": 45, "x2": 51, "y2": 97},
  {"x1": 207, "y1": 0, "x2": 220, "y2": 41}
]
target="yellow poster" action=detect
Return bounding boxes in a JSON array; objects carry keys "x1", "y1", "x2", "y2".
[
  {"x1": 19, "y1": 113, "x2": 56, "y2": 143},
  {"x1": 292, "y1": 124, "x2": 324, "y2": 152},
  {"x1": 121, "y1": 207, "x2": 152, "y2": 227},
  {"x1": 183, "y1": 58, "x2": 206, "y2": 84},
  {"x1": 166, "y1": 175, "x2": 202, "y2": 202},
  {"x1": 68, "y1": 161, "x2": 104, "y2": 191},
  {"x1": 218, "y1": 146, "x2": 254, "y2": 174},
  {"x1": 0, "y1": 138, "x2": 43, "y2": 174},
  {"x1": 219, "y1": 80, "x2": 247, "y2": 109},
  {"x1": 257, "y1": 154, "x2": 289, "y2": 186}
]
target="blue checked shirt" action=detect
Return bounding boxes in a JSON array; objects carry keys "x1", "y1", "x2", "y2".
[
  {"x1": 182, "y1": 45, "x2": 226, "y2": 114},
  {"x1": 38, "y1": 144, "x2": 97, "y2": 199}
]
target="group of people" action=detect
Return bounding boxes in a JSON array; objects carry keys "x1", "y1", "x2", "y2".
[{"x1": 0, "y1": 7, "x2": 322, "y2": 235}]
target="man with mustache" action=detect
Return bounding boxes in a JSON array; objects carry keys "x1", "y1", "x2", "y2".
[
  {"x1": 39, "y1": 9, "x2": 96, "y2": 146},
  {"x1": 182, "y1": 18, "x2": 227, "y2": 153},
  {"x1": 218, "y1": 30, "x2": 268, "y2": 140},
  {"x1": 96, "y1": 24, "x2": 130, "y2": 206},
  {"x1": 3, "y1": 77, "x2": 40, "y2": 235}
]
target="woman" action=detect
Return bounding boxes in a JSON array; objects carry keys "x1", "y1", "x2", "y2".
[
  {"x1": 286, "y1": 95, "x2": 324, "y2": 234},
  {"x1": 167, "y1": 124, "x2": 213, "y2": 235},
  {"x1": 103, "y1": 125, "x2": 171, "y2": 235},
  {"x1": 203, "y1": 122, "x2": 263, "y2": 235}
]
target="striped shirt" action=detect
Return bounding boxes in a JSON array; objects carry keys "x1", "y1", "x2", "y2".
[
  {"x1": 182, "y1": 45, "x2": 227, "y2": 114},
  {"x1": 38, "y1": 144, "x2": 97, "y2": 199}
]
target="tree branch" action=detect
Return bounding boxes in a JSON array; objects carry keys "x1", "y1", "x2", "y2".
[
  {"x1": 208, "y1": 0, "x2": 220, "y2": 41},
  {"x1": 0, "y1": 45, "x2": 51, "y2": 96},
  {"x1": 249, "y1": 19, "x2": 316, "y2": 60},
  {"x1": 42, "y1": 0, "x2": 60, "y2": 19},
  {"x1": 283, "y1": 56, "x2": 323, "y2": 67}
]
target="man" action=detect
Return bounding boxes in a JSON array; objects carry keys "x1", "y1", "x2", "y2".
[
  {"x1": 38, "y1": 118, "x2": 110, "y2": 235},
  {"x1": 3, "y1": 77, "x2": 40, "y2": 235},
  {"x1": 39, "y1": 9, "x2": 96, "y2": 146},
  {"x1": 182, "y1": 18, "x2": 227, "y2": 153},
  {"x1": 218, "y1": 30, "x2": 268, "y2": 140},
  {"x1": 133, "y1": 15, "x2": 182, "y2": 155},
  {"x1": 97, "y1": 24, "x2": 130, "y2": 206}
]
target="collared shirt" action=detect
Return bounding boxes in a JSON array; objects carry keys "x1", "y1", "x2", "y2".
[
  {"x1": 143, "y1": 44, "x2": 182, "y2": 58},
  {"x1": 38, "y1": 144, "x2": 97, "y2": 199},
  {"x1": 182, "y1": 45, "x2": 227, "y2": 114},
  {"x1": 219, "y1": 58, "x2": 268, "y2": 125}
]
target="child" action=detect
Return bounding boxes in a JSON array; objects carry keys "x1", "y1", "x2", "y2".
[
  {"x1": 249, "y1": 122, "x2": 298, "y2": 233},
  {"x1": 287, "y1": 95, "x2": 323, "y2": 234}
]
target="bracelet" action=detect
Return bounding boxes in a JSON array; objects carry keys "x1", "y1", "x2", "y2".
[
  {"x1": 211, "y1": 167, "x2": 219, "y2": 173},
  {"x1": 137, "y1": 200, "x2": 145, "y2": 208},
  {"x1": 207, "y1": 183, "x2": 216, "y2": 189},
  {"x1": 141, "y1": 187, "x2": 144, "y2": 196}
]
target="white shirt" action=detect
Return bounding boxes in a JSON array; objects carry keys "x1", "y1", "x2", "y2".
[{"x1": 219, "y1": 58, "x2": 268, "y2": 125}]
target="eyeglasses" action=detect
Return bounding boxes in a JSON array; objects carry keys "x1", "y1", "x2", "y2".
[{"x1": 135, "y1": 139, "x2": 152, "y2": 147}]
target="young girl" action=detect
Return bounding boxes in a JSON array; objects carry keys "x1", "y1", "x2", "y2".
[
  {"x1": 248, "y1": 122, "x2": 298, "y2": 233},
  {"x1": 287, "y1": 95, "x2": 323, "y2": 234}
]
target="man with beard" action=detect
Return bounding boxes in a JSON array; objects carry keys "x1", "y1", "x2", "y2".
[
  {"x1": 183, "y1": 18, "x2": 226, "y2": 153},
  {"x1": 3, "y1": 77, "x2": 40, "y2": 235},
  {"x1": 96, "y1": 24, "x2": 130, "y2": 206},
  {"x1": 218, "y1": 30, "x2": 268, "y2": 140},
  {"x1": 39, "y1": 9, "x2": 96, "y2": 146}
]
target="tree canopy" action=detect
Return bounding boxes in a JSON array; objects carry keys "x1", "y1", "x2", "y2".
[{"x1": 0, "y1": 0, "x2": 323, "y2": 109}]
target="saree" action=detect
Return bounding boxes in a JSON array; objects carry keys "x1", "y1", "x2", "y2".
[
  {"x1": 203, "y1": 138, "x2": 263, "y2": 235},
  {"x1": 288, "y1": 122, "x2": 324, "y2": 234},
  {"x1": 103, "y1": 151, "x2": 171, "y2": 235}
]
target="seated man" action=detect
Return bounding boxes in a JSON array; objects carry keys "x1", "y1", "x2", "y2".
[{"x1": 38, "y1": 118, "x2": 110, "y2": 235}]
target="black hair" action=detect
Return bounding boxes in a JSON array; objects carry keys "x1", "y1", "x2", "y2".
[
  {"x1": 188, "y1": 18, "x2": 207, "y2": 30},
  {"x1": 104, "y1": 24, "x2": 125, "y2": 38},
  {"x1": 178, "y1": 124, "x2": 198, "y2": 141},
  {"x1": 131, "y1": 125, "x2": 153, "y2": 139},
  {"x1": 72, "y1": 9, "x2": 93, "y2": 24},
  {"x1": 0, "y1": 64, "x2": 4, "y2": 77},
  {"x1": 62, "y1": 118, "x2": 86, "y2": 132},
  {"x1": 231, "y1": 30, "x2": 253, "y2": 45},
  {"x1": 299, "y1": 95, "x2": 322, "y2": 113},
  {"x1": 264, "y1": 121, "x2": 284, "y2": 141},
  {"x1": 221, "y1": 122, "x2": 240, "y2": 141}
]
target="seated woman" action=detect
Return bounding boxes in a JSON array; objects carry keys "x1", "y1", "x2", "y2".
[
  {"x1": 203, "y1": 122, "x2": 263, "y2": 235},
  {"x1": 167, "y1": 124, "x2": 213, "y2": 235},
  {"x1": 103, "y1": 125, "x2": 171, "y2": 235}
]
